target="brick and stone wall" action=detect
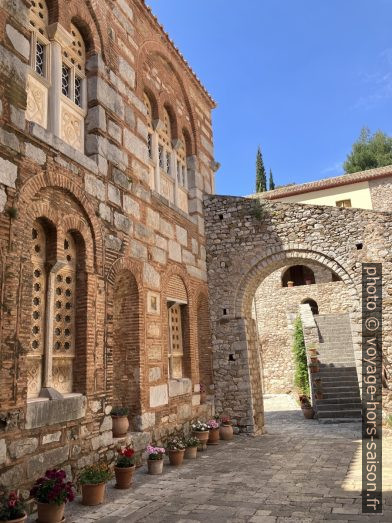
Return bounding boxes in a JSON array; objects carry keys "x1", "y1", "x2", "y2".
[
  {"x1": 253, "y1": 262, "x2": 352, "y2": 393},
  {"x1": 204, "y1": 195, "x2": 392, "y2": 433},
  {"x1": 0, "y1": 0, "x2": 215, "y2": 490}
]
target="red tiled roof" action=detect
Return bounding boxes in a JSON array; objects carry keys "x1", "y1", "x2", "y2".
[{"x1": 255, "y1": 165, "x2": 392, "y2": 200}]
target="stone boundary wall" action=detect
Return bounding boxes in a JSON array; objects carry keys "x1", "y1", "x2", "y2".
[{"x1": 204, "y1": 195, "x2": 392, "y2": 433}]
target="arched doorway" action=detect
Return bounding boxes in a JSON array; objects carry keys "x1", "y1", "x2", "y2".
[{"x1": 302, "y1": 298, "x2": 319, "y2": 315}]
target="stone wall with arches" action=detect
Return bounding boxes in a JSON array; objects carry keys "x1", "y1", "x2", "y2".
[
  {"x1": 253, "y1": 261, "x2": 352, "y2": 393},
  {"x1": 204, "y1": 195, "x2": 392, "y2": 433},
  {"x1": 0, "y1": 0, "x2": 215, "y2": 489}
]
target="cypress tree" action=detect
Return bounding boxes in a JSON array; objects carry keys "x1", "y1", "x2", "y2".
[
  {"x1": 255, "y1": 146, "x2": 267, "y2": 192},
  {"x1": 269, "y1": 169, "x2": 275, "y2": 190},
  {"x1": 292, "y1": 316, "x2": 310, "y2": 396}
]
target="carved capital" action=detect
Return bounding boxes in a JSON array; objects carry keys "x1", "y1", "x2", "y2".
[
  {"x1": 47, "y1": 22, "x2": 73, "y2": 47},
  {"x1": 153, "y1": 118, "x2": 164, "y2": 132}
]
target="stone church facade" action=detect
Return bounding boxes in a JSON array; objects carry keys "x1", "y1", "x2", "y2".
[{"x1": 0, "y1": 0, "x2": 216, "y2": 489}]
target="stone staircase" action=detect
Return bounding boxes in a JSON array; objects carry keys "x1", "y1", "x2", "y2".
[{"x1": 313, "y1": 313, "x2": 362, "y2": 423}]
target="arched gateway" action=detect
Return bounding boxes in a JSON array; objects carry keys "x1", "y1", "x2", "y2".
[{"x1": 204, "y1": 195, "x2": 392, "y2": 434}]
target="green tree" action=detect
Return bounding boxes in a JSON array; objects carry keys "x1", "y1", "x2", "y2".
[
  {"x1": 255, "y1": 146, "x2": 267, "y2": 192},
  {"x1": 269, "y1": 169, "x2": 275, "y2": 190},
  {"x1": 343, "y1": 127, "x2": 392, "y2": 174},
  {"x1": 292, "y1": 316, "x2": 309, "y2": 396}
]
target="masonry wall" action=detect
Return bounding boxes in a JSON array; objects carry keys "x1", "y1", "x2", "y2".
[
  {"x1": 0, "y1": 0, "x2": 215, "y2": 491},
  {"x1": 204, "y1": 196, "x2": 392, "y2": 433},
  {"x1": 253, "y1": 263, "x2": 352, "y2": 393}
]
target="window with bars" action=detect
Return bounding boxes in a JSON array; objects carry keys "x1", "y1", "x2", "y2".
[
  {"x1": 159, "y1": 145, "x2": 164, "y2": 169},
  {"x1": 62, "y1": 64, "x2": 70, "y2": 97},
  {"x1": 168, "y1": 304, "x2": 184, "y2": 379},
  {"x1": 147, "y1": 133, "x2": 153, "y2": 159},
  {"x1": 35, "y1": 41, "x2": 45, "y2": 76},
  {"x1": 166, "y1": 151, "x2": 171, "y2": 174}
]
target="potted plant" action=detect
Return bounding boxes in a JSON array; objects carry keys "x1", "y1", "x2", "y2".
[
  {"x1": 30, "y1": 469, "x2": 75, "y2": 523},
  {"x1": 166, "y1": 436, "x2": 186, "y2": 466},
  {"x1": 0, "y1": 491, "x2": 26, "y2": 523},
  {"x1": 146, "y1": 445, "x2": 165, "y2": 475},
  {"x1": 114, "y1": 445, "x2": 135, "y2": 490},
  {"x1": 79, "y1": 463, "x2": 112, "y2": 506},
  {"x1": 308, "y1": 346, "x2": 318, "y2": 358},
  {"x1": 219, "y1": 416, "x2": 234, "y2": 440},
  {"x1": 207, "y1": 419, "x2": 220, "y2": 444},
  {"x1": 110, "y1": 406, "x2": 129, "y2": 437},
  {"x1": 191, "y1": 420, "x2": 209, "y2": 451},
  {"x1": 184, "y1": 436, "x2": 199, "y2": 459},
  {"x1": 309, "y1": 362, "x2": 320, "y2": 373},
  {"x1": 299, "y1": 395, "x2": 315, "y2": 419}
]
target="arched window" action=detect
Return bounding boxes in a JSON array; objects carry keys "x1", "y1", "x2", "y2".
[
  {"x1": 176, "y1": 136, "x2": 187, "y2": 188},
  {"x1": 159, "y1": 108, "x2": 172, "y2": 175},
  {"x1": 27, "y1": 221, "x2": 78, "y2": 398},
  {"x1": 60, "y1": 23, "x2": 87, "y2": 152},
  {"x1": 167, "y1": 275, "x2": 189, "y2": 379},
  {"x1": 282, "y1": 265, "x2": 315, "y2": 287},
  {"x1": 26, "y1": 1, "x2": 50, "y2": 128},
  {"x1": 144, "y1": 93, "x2": 153, "y2": 159}
]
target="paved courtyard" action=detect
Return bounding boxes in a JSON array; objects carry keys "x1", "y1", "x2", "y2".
[{"x1": 43, "y1": 395, "x2": 391, "y2": 523}]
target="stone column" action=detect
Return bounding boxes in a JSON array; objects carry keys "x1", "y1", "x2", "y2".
[{"x1": 171, "y1": 150, "x2": 178, "y2": 207}]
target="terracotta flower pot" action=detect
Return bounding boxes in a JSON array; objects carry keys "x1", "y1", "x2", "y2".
[
  {"x1": 193, "y1": 430, "x2": 209, "y2": 451},
  {"x1": 184, "y1": 446, "x2": 198, "y2": 459},
  {"x1": 309, "y1": 364, "x2": 319, "y2": 373},
  {"x1": 147, "y1": 458, "x2": 163, "y2": 475},
  {"x1": 207, "y1": 427, "x2": 220, "y2": 445},
  {"x1": 167, "y1": 449, "x2": 185, "y2": 466},
  {"x1": 287, "y1": 281, "x2": 294, "y2": 287},
  {"x1": 5, "y1": 515, "x2": 27, "y2": 523},
  {"x1": 219, "y1": 424, "x2": 234, "y2": 441},
  {"x1": 81, "y1": 483, "x2": 106, "y2": 506},
  {"x1": 36, "y1": 502, "x2": 65, "y2": 523},
  {"x1": 302, "y1": 407, "x2": 315, "y2": 419},
  {"x1": 114, "y1": 465, "x2": 135, "y2": 489},
  {"x1": 111, "y1": 415, "x2": 129, "y2": 437}
]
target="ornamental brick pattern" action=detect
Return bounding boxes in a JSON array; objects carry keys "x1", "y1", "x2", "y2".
[{"x1": 0, "y1": 0, "x2": 215, "y2": 490}]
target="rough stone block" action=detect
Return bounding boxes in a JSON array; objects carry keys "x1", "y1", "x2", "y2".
[
  {"x1": 42, "y1": 431, "x2": 61, "y2": 445},
  {"x1": 99, "y1": 202, "x2": 111, "y2": 222},
  {"x1": 10, "y1": 104, "x2": 25, "y2": 129},
  {"x1": 118, "y1": 57, "x2": 135, "y2": 88},
  {"x1": 106, "y1": 234, "x2": 122, "y2": 252},
  {"x1": 88, "y1": 77, "x2": 124, "y2": 120},
  {"x1": 123, "y1": 195, "x2": 140, "y2": 219},
  {"x1": 108, "y1": 184, "x2": 121, "y2": 205},
  {"x1": 113, "y1": 167, "x2": 131, "y2": 190},
  {"x1": 0, "y1": 188, "x2": 7, "y2": 213},
  {"x1": 129, "y1": 238, "x2": 147, "y2": 260},
  {"x1": 114, "y1": 212, "x2": 132, "y2": 233},
  {"x1": 176, "y1": 224, "x2": 187, "y2": 246},
  {"x1": 0, "y1": 157, "x2": 17, "y2": 188},
  {"x1": 149, "y1": 384, "x2": 168, "y2": 408},
  {"x1": 169, "y1": 378, "x2": 192, "y2": 398},
  {"x1": 27, "y1": 445, "x2": 69, "y2": 479},
  {"x1": 86, "y1": 105, "x2": 106, "y2": 132},
  {"x1": 91, "y1": 431, "x2": 112, "y2": 451},
  {"x1": 168, "y1": 240, "x2": 182, "y2": 263},
  {"x1": 25, "y1": 395, "x2": 87, "y2": 429},
  {"x1": 149, "y1": 367, "x2": 161, "y2": 382},
  {"x1": 134, "y1": 412, "x2": 155, "y2": 431},
  {"x1": 6, "y1": 24, "x2": 30, "y2": 60},
  {"x1": 108, "y1": 119, "x2": 122, "y2": 143},
  {"x1": 146, "y1": 208, "x2": 160, "y2": 230},
  {"x1": 156, "y1": 235, "x2": 168, "y2": 251},
  {"x1": 123, "y1": 128, "x2": 148, "y2": 164},
  {"x1": 9, "y1": 437, "x2": 38, "y2": 459},
  {"x1": 137, "y1": 118, "x2": 148, "y2": 140},
  {"x1": 85, "y1": 173, "x2": 105, "y2": 200},
  {"x1": 99, "y1": 416, "x2": 112, "y2": 433},
  {"x1": 143, "y1": 263, "x2": 160, "y2": 288},
  {"x1": 135, "y1": 222, "x2": 154, "y2": 244},
  {"x1": 25, "y1": 142, "x2": 46, "y2": 165},
  {"x1": 160, "y1": 218, "x2": 174, "y2": 239},
  {"x1": 0, "y1": 439, "x2": 6, "y2": 465},
  {"x1": 151, "y1": 247, "x2": 166, "y2": 265}
]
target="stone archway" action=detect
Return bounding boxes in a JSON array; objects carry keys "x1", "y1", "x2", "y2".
[{"x1": 204, "y1": 195, "x2": 392, "y2": 433}]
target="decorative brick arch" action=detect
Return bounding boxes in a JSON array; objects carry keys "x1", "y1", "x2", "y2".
[
  {"x1": 15, "y1": 172, "x2": 104, "y2": 275},
  {"x1": 136, "y1": 41, "x2": 198, "y2": 155},
  {"x1": 105, "y1": 257, "x2": 145, "y2": 420},
  {"x1": 204, "y1": 195, "x2": 392, "y2": 434}
]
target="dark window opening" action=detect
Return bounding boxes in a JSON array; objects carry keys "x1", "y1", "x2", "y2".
[{"x1": 282, "y1": 265, "x2": 315, "y2": 287}]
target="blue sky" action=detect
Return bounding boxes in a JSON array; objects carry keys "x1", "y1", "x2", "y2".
[{"x1": 147, "y1": 0, "x2": 392, "y2": 196}]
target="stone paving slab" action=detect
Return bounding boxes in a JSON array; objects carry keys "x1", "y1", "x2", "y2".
[{"x1": 28, "y1": 395, "x2": 391, "y2": 522}]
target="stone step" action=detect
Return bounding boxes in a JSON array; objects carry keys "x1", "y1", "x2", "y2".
[
  {"x1": 319, "y1": 361, "x2": 356, "y2": 367},
  {"x1": 316, "y1": 397, "x2": 361, "y2": 405},
  {"x1": 318, "y1": 417, "x2": 362, "y2": 424},
  {"x1": 322, "y1": 391, "x2": 361, "y2": 399},
  {"x1": 316, "y1": 402, "x2": 362, "y2": 411},
  {"x1": 317, "y1": 409, "x2": 362, "y2": 419}
]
